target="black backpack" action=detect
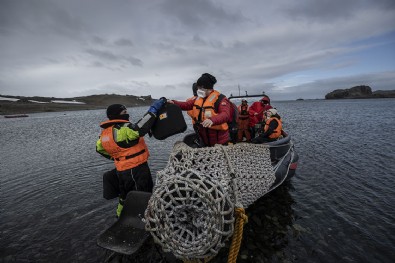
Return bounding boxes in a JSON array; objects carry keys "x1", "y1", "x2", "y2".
[{"x1": 214, "y1": 94, "x2": 238, "y2": 132}]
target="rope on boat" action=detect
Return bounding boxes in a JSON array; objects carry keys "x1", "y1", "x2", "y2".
[
  {"x1": 219, "y1": 145, "x2": 248, "y2": 263},
  {"x1": 227, "y1": 207, "x2": 248, "y2": 263},
  {"x1": 144, "y1": 142, "x2": 275, "y2": 261}
]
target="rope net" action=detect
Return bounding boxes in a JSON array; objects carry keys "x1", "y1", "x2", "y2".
[{"x1": 144, "y1": 142, "x2": 275, "y2": 260}]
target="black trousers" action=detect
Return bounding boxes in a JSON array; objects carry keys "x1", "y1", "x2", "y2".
[
  {"x1": 102, "y1": 162, "x2": 153, "y2": 200},
  {"x1": 251, "y1": 135, "x2": 276, "y2": 144}
]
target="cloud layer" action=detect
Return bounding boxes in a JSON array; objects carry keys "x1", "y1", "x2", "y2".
[{"x1": 0, "y1": 0, "x2": 394, "y2": 100}]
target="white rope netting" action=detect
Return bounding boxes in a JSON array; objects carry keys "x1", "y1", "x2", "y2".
[{"x1": 144, "y1": 142, "x2": 275, "y2": 260}]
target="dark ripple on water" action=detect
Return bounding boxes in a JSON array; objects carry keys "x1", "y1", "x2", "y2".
[{"x1": 1, "y1": 100, "x2": 395, "y2": 262}]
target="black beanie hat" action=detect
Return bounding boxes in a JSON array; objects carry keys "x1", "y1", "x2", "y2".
[
  {"x1": 106, "y1": 104, "x2": 126, "y2": 119},
  {"x1": 192, "y1": 82, "x2": 197, "y2": 96},
  {"x1": 196, "y1": 73, "x2": 217, "y2": 89}
]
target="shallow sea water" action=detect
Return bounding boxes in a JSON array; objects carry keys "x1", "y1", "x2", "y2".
[{"x1": 1, "y1": 98, "x2": 394, "y2": 262}]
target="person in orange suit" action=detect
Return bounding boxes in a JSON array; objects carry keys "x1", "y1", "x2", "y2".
[{"x1": 237, "y1": 99, "x2": 251, "y2": 142}]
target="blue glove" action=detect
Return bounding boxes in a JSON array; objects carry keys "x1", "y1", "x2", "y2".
[{"x1": 148, "y1": 97, "x2": 166, "y2": 115}]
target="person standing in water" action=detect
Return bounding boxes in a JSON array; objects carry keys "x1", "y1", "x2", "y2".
[{"x1": 96, "y1": 98, "x2": 166, "y2": 217}]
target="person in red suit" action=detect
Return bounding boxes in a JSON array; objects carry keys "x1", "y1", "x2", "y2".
[
  {"x1": 169, "y1": 73, "x2": 233, "y2": 147},
  {"x1": 248, "y1": 95, "x2": 272, "y2": 138}
]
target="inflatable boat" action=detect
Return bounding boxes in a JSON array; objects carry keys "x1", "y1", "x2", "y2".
[
  {"x1": 97, "y1": 133, "x2": 298, "y2": 261},
  {"x1": 97, "y1": 102, "x2": 299, "y2": 261}
]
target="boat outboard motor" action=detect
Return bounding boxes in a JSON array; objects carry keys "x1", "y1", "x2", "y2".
[{"x1": 151, "y1": 103, "x2": 187, "y2": 140}]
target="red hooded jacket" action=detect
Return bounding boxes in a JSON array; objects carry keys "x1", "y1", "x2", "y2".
[
  {"x1": 173, "y1": 91, "x2": 232, "y2": 146},
  {"x1": 248, "y1": 97, "x2": 272, "y2": 127}
]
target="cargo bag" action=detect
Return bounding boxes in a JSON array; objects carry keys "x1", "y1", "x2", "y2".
[{"x1": 151, "y1": 103, "x2": 187, "y2": 140}]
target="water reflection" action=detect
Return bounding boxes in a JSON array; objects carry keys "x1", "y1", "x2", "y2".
[{"x1": 211, "y1": 181, "x2": 297, "y2": 263}]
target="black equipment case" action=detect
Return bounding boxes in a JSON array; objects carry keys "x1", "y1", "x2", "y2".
[{"x1": 151, "y1": 103, "x2": 187, "y2": 140}]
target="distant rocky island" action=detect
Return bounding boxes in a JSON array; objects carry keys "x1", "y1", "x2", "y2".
[
  {"x1": 0, "y1": 94, "x2": 155, "y2": 115},
  {"x1": 325, "y1": 85, "x2": 395, "y2": 99}
]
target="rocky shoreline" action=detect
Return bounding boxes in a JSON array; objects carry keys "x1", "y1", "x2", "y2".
[
  {"x1": 325, "y1": 85, "x2": 395, "y2": 99},
  {"x1": 0, "y1": 94, "x2": 155, "y2": 115}
]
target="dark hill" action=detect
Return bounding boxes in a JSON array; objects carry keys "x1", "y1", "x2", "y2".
[
  {"x1": 372, "y1": 90, "x2": 395, "y2": 98},
  {"x1": 325, "y1": 86, "x2": 395, "y2": 99},
  {"x1": 0, "y1": 94, "x2": 155, "y2": 115}
]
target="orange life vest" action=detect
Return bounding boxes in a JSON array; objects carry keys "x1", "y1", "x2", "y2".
[
  {"x1": 191, "y1": 90, "x2": 228, "y2": 131},
  {"x1": 99, "y1": 119, "x2": 149, "y2": 171},
  {"x1": 264, "y1": 117, "x2": 282, "y2": 139},
  {"x1": 238, "y1": 104, "x2": 249, "y2": 120},
  {"x1": 186, "y1": 96, "x2": 197, "y2": 124}
]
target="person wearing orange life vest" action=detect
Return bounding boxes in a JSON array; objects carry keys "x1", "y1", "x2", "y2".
[
  {"x1": 168, "y1": 73, "x2": 232, "y2": 147},
  {"x1": 251, "y1": 108, "x2": 282, "y2": 144},
  {"x1": 237, "y1": 99, "x2": 251, "y2": 142},
  {"x1": 96, "y1": 98, "x2": 166, "y2": 217},
  {"x1": 248, "y1": 95, "x2": 273, "y2": 138}
]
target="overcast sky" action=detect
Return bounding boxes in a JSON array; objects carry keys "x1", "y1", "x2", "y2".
[{"x1": 1, "y1": 0, "x2": 394, "y2": 100}]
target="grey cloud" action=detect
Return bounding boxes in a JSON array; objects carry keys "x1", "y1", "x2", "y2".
[
  {"x1": 91, "y1": 36, "x2": 108, "y2": 46},
  {"x1": 90, "y1": 61, "x2": 104, "y2": 68},
  {"x1": 86, "y1": 49, "x2": 118, "y2": 60},
  {"x1": 44, "y1": 57, "x2": 62, "y2": 64},
  {"x1": 159, "y1": 0, "x2": 245, "y2": 29},
  {"x1": 232, "y1": 40, "x2": 247, "y2": 49},
  {"x1": 360, "y1": 0, "x2": 395, "y2": 10},
  {"x1": 193, "y1": 35, "x2": 207, "y2": 45},
  {"x1": 284, "y1": 0, "x2": 395, "y2": 22},
  {"x1": 0, "y1": 0, "x2": 85, "y2": 38},
  {"x1": 164, "y1": 85, "x2": 177, "y2": 90},
  {"x1": 155, "y1": 42, "x2": 188, "y2": 55},
  {"x1": 89, "y1": 36, "x2": 134, "y2": 48},
  {"x1": 211, "y1": 40, "x2": 224, "y2": 49},
  {"x1": 284, "y1": 0, "x2": 359, "y2": 21},
  {"x1": 85, "y1": 48, "x2": 143, "y2": 67},
  {"x1": 125, "y1": 57, "x2": 143, "y2": 67},
  {"x1": 114, "y1": 38, "x2": 133, "y2": 47},
  {"x1": 191, "y1": 35, "x2": 224, "y2": 49}
]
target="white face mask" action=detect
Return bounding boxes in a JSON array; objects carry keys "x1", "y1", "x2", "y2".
[{"x1": 197, "y1": 89, "x2": 206, "y2": 98}]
